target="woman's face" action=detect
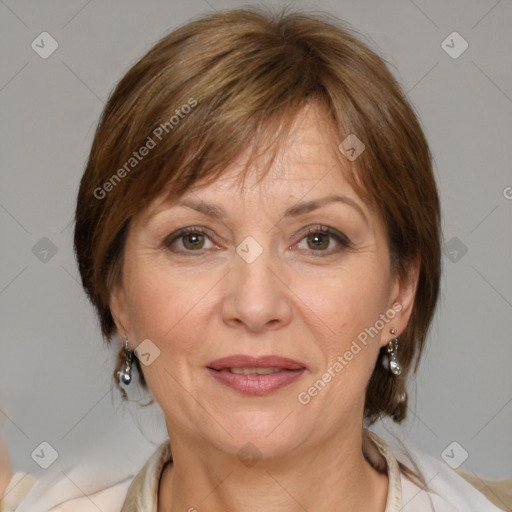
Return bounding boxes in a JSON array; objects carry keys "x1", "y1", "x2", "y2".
[{"x1": 111, "y1": 105, "x2": 417, "y2": 459}]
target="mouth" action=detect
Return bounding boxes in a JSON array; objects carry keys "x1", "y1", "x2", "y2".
[
  {"x1": 211, "y1": 367, "x2": 299, "y2": 375},
  {"x1": 206, "y1": 355, "x2": 306, "y2": 395},
  {"x1": 207, "y1": 354, "x2": 306, "y2": 371}
]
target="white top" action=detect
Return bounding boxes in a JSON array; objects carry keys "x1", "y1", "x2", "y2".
[{"x1": 1, "y1": 430, "x2": 503, "y2": 511}]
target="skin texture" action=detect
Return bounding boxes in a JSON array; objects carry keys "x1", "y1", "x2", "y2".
[{"x1": 111, "y1": 105, "x2": 419, "y2": 512}]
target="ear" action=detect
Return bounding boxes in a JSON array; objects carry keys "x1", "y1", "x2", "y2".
[
  {"x1": 383, "y1": 255, "x2": 421, "y2": 346},
  {"x1": 109, "y1": 283, "x2": 132, "y2": 341}
]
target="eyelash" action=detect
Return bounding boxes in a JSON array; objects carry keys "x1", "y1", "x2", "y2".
[
  {"x1": 299, "y1": 226, "x2": 351, "y2": 255},
  {"x1": 164, "y1": 227, "x2": 213, "y2": 254},
  {"x1": 164, "y1": 225, "x2": 351, "y2": 257}
]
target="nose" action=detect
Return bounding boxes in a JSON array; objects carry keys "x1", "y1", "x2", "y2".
[{"x1": 221, "y1": 243, "x2": 293, "y2": 333}]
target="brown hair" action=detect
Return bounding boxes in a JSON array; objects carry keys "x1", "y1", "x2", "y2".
[{"x1": 74, "y1": 6, "x2": 441, "y2": 426}]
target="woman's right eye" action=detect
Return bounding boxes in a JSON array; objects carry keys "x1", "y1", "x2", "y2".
[{"x1": 164, "y1": 227, "x2": 216, "y2": 253}]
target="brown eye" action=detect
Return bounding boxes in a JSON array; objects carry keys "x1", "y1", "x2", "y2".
[
  {"x1": 306, "y1": 232, "x2": 330, "y2": 250},
  {"x1": 297, "y1": 226, "x2": 350, "y2": 255},
  {"x1": 182, "y1": 232, "x2": 206, "y2": 250},
  {"x1": 165, "y1": 227, "x2": 215, "y2": 253}
]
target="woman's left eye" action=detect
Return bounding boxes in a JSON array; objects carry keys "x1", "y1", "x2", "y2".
[
  {"x1": 295, "y1": 226, "x2": 350, "y2": 255},
  {"x1": 164, "y1": 227, "x2": 215, "y2": 253}
]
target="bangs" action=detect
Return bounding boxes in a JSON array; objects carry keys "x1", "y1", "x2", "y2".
[{"x1": 106, "y1": 34, "x2": 369, "y2": 222}]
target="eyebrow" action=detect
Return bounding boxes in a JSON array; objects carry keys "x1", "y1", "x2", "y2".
[
  {"x1": 176, "y1": 194, "x2": 368, "y2": 223},
  {"x1": 283, "y1": 194, "x2": 367, "y2": 223}
]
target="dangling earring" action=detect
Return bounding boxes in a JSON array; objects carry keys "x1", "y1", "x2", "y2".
[
  {"x1": 384, "y1": 328, "x2": 402, "y2": 376},
  {"x1": 117, "y1": 335, "x2": 133, "y2": 385},
  {"x1": 391, "y1": 390, "x2": 408, "y2": 421}
]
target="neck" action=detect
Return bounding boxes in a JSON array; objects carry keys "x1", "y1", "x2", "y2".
[{"x1": 158, "y1": 426, "x2": 388, "y2": 512}]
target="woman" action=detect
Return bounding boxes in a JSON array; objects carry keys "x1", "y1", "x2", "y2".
[{"x1": 1, "y1": 6, "x2": 508, "y2": 512}]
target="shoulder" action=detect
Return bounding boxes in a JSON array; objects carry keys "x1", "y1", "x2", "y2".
[
  {"x1": 453, "y1": 469, "x2": 512, "y2": 511},
  {"x1": 1, "y1": 471, "x2": 38, "y2": 511},
  {"x1": 0, "y1": 470, "x2": 132, "y2": 512},
  {"x1": 0, "y1": 440, "x2": 171, "y2": 512},
  {"x1": 365, "y1": 429, "x2": 509, "y2": 512},
  {"x1": 396, "y1": 444, "x2": 509, "y2": 511}
]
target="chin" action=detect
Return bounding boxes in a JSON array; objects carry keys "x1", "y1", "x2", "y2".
[{"x1": 214, "y1": 414, "x2": 306, "y2": 456}]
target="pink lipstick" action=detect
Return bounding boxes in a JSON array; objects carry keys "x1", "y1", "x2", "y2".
[{"x1": 206, "y1": 355, "x2": 306, "y2": 396}]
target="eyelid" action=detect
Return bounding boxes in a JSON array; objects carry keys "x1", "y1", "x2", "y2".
[
  {"x1": 164, "y1": 224, "x2": 351, "y2": 255},
  {"x1": 163, "y1": 226, "x2": 217, "y2": 251},
  {"x1": 292, "y1": 225, "x2": 351, "y2": 251},
  {"x1": 292, "y1": 224, "x2": 348, "y2": 241}
]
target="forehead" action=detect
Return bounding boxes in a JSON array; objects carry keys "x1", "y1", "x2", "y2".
[
  {"x1": 188, "y1": 106, "x2": 354, "y2": 197},
  {"x1": 143, "y1": 103, "x2": 374, "y2": 221}
]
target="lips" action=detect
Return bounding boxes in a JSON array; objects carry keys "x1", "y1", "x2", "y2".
[
  {"x1": 207, "y1": 354, "x2": 306, "y2": 371},
  {"x1": 206, "y1": 354, "x2": 307, "y2": 395}
]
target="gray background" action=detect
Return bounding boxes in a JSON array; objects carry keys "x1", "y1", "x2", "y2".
[{"x1": 1, "y1": 0, "x2": 511, "y2": 491}]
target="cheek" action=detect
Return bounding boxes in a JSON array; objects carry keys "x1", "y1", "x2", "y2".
[
  {"x1": 301, "y1": 263, "x2": 391, "y2": 343},
  {"x1": 126, "y1": 266, "x2": 205, "y2": 347},
  {"x1": 293, "y1": 263, "x2": 391, "y2": 399},
  {"x1": 294, "y1": 291, "x2": 388, "y2": 426},
  {"x1": 122, "y1": 266, "x2": 213, "y2": 404}
]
